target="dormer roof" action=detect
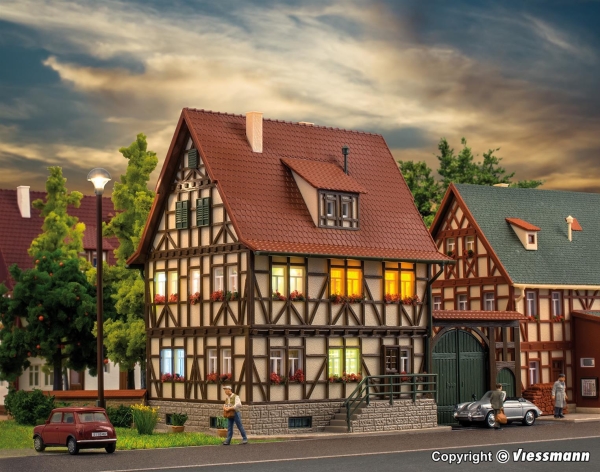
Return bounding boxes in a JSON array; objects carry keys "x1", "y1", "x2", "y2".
[
  {"x1": 505, "y1": 218, "x2": 540, "y2": 231},
  {"x1": 280, "y1": 157, "x2": 367, "y2": 194},
  {"x1": 129, "y1": 109, "x2": 448, "y2": 264}
]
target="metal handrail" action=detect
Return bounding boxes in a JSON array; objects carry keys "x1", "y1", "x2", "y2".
[{"x1": 343, "y1": 373, "x2": 438, "y2": 432}]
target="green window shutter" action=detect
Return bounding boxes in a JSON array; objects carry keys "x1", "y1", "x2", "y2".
[
  {"x1": 188, "y1": 149, "x2": 198, "y2": 169},
  {"x1": 196, "y1": 197, "x2": 211, "y2": 227},
  {"x1": 175, "y1": 200, "x2": 189, "y2": 229}
]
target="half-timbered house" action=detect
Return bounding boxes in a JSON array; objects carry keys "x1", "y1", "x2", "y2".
[
  {"x1": 430, "y1": 183, "x2": 600, "y2": 421},
  {"x1": 127, "y1": 109, "x2": 450, "y2": 434}
]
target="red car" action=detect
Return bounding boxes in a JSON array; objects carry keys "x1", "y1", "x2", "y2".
[{"x1": 33, "y1": 407, "x2": 117, "y2": 455}]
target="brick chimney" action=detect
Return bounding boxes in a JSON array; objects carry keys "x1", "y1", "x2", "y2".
[
  {"x1": 246, "y1": 111, "x2": 263, "y2": 153},
  {"x1": 17, "y1": 186, "x2": 31, "y2": 218}
]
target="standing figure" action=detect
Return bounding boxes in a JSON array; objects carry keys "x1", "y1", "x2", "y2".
[
  {"x1": 552, "y1": 373, "x2": 568, "y2": 418},
  {"x1": 490, "y1": 383, "x2": 505, "y2": 430},
  {"x1": 222, "y1": 385, "x2": 248, "y2": 445}
]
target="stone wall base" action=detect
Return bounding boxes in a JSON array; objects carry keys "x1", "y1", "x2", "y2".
[{"x1": 148, "y1": 398, "x2": 437, "y2": 436}]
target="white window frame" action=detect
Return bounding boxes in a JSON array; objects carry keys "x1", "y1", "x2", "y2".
[
  {"x1": 526, "y1": 291, "x2": 537, "y2": 316},
  {"x1": 433, "y1": 296, "x2": 442, "y2": 311},
  {"x1": 447, "y1": 238, "x2": 456, "y2": 253},
  {"x1": 458, "y1": 294, "x2": 468, "y2": 310},
  {"x1": 289, "y1": 267, "x2": 304, "y2": 293},
  {"x1": 551, "y1": 292, "x2": 562, "y2": 316},
  {"x1": 272, "y1": 266, "x2": 286, "y2": 294},
  {"x1": 529, "y1": 361, "x2": 540, "y2": 385},
  {"x1": 155, "y1": 272, "x2": 167, "y2": 297},
  {"x1": 484, "y1": 292, "x2": 495, "y2": 311},
  {"x1": 208, "y1": 349, "x2": 218, "y2": 374},
  {"x1": 222, "y1": 348, "x2": 232, "y2": 374},
  {"x1": 400, "y1": 349, "x2": 410, "y2": 373},
  {"x1": 214, "y1": 268, "x2": 224, "y2": 292},
  {"x1": 29, "y1": 365, "x2": 39, "y2": 387},
  {"x1": 160, "y1": 349, "x2": 173, "y2": 375},
  {"x1": 288, "y1": 349, "x2": 302, "y2": 376},
  {"x1": 270, "y1": 349, "x2": 284, "y2": 375},
  {"x1": 228, "y1": 266, "x2": 238, "y2": 292},
  {"x1": 190, "y1": 269, "x2": 201, "y2": 294},
  {"x1": 465, "y1": 236, "x2": 475, "y2": 252}
]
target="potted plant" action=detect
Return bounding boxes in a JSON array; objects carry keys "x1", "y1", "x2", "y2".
[
  {"x1": 272, "y1": 290, "x2": 286, "y2": 301},
  {"x1": 206, "y1": 372, "x2": 218, "y2": 384},
  {"x1": 154, "y1": 294, "x2": 166, "y2": 304},
  {"x1": 169, "y1": 412, "x2": 188, "y2": 433},
  {"x1": 210, "y1": 290, "x2": 224, "y2": 302},
  {"x1": 215, "y1": 416, "x2": 229, "y2": 438},
  {"x1": 270, "y1": 372, "x2": 286, "y2": 385},
  {"x1": 189, "y1": 292, "x2": 201, "y2": 305},
  {"x1": 289, "y1": 290, "x2": 306, "y2": 301}
]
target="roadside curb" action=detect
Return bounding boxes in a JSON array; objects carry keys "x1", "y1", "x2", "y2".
[{"x1": 247, "y1": 425, "x2": 452, "y2": 441}]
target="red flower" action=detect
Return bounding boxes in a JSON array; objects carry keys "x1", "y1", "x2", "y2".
[
  {"x1": 210, "y1": 290, "x2": 224, "y2": 302},
  {"x1": 289, "y1": 290, "x2": 306, "y2": 301},
  {"x1": 290, "y1": 369, "x2": 305, "y2": 383},
  {"x1": 189, "y1": 292, "x2": 201, "y2": 305},
  {"x1": 206, "y1": 372, "x2": 218, "y2": 383},
  {"x1": 154, "y1": 294, "x2": 166, "y2": 304},
  {"x1": 219, "y1": 373, "x2": 232, "y2": 383},
  {"x1": 384, "y1": 293, "x2": 401, "y2": 304},
  {"x1": 272, "y1": 291, "x2": 286, "y2": 301},
  {"x1": 168, "y1": 293, "x2": 178, "y2": 303},
  {"x1": 270, "y1": 372, "x2": 283, "y2": 384}
]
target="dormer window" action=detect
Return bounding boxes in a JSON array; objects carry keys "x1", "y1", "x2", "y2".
[
  {"x1": 527, "y1": 233, "x2": 535, "y2": 244},
  {"x1": 319, "y1": 191, "x2": 359, "y2": 229},
  {"x1": 506, "y1": 218, "x2": 540, "y2": 251}
]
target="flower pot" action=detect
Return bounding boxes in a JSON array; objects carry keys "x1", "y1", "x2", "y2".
[
  {"x1": 217, "y1": 428, "x2": 228, "y2": 438},
  {"x1": 168, "y1": 425, "x2": 185, "y2": 433}
]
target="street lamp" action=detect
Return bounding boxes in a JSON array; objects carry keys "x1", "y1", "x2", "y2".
[{"x1": 87, "y1": 168, "x2": 111, "y2": 409}]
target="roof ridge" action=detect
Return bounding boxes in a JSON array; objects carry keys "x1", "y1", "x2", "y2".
[
  {"x1": 454, "y1": 183, "x2": 600, "y2": 197},
  {"x1": 183, "y1": 107, "x2": 382, "y2": 137}
]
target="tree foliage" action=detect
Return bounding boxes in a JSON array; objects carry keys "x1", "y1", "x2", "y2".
[
  {"x1": 399, "y1": 138, "x2": 543, "y2": 225},
  {"x1": 0, "y1": 251, "x2": 98, "y2": 389},
  {"x1": 28, "y1": 167, "x2": 85, "y2": 259}
]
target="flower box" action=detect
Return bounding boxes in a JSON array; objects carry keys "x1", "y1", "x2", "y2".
[
  {"x1": 402, "y1": 295, "x2": 420, "y2": 306},
  {"x1": 270, "y1": 372, "x2": 287, "y2": 385},
  {"x1": 189, "y1": 292, "x2": 201, "y2": 305},
  {"x1": 289, "y1": 290, "x2": 306, "y2": 302},
  {"x1": 154, "y1": 294, "x2": 166, "y2": 304},
  {"x1": 384, "y1": 293, "x2": 401, "y2": 304},
  {"x1": 272, "y1": 291, "x2": 286, "y2": 301},
  {"x1": 161, "y1": 373, "x2": 185, "y2": 383},
  {"x1": 329, "y1": 294, "x2": 366, "y2": 304},
  {"x1": 219, "y1": 373, "x2": 232, "y2": 383},
  {"x1": 210, "y1": 291, "x2": 239, "y2": 302},
  {"x1": 289, "y1": 368, "x2": 305, "y2": 383},
  {"x1": 168, "y1": 293, "x2": 178, "y2": 303},
  {"x1": 206, "y1": 372, "x2": 218, "y2": 384}
]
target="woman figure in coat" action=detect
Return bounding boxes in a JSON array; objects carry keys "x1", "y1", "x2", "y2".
[{"x1": 552, "y1": 373, "x2": 568, "y2": 418}]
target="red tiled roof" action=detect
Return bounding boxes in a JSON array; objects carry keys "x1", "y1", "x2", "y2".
[
  {"x1": 505, "y1": 217, "x2": 540, "y2": 231},
  {"x1": 130, "y1": 109, "x2": 449, "y2": 264},
  {"x1": 0, "y1": 189, "x2": 118, "y2": 289},
  {"x1": 280, "y1": 157, "x2": 367, "y2": 194},
  {"x1": 571, "y1": 217, "x2": 582, "y2": 231},
  {"x1": 433, "y1": 310, "x2": 526, "y2": 321}
]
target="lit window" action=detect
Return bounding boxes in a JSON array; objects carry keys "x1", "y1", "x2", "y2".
[
  {"x1": 552, "y1": 292, "x2": 562, "y2": 316},
  {"x1": 433, "y1": 296, "x2": 442, "y2": 311},
  {"x1": 270, "y1": 349, "x2": 284, "y2": 376},
  {"x1": 190, "y1": 269, "x2": 200, "y2": 294},
  {"x1": 272, "y1": 267, "x2": 286, "y2": 293},
  {"x1": 170, "y1": 272, "x2": 178, "y2": 297},
  {"x1": 328, "y1": 347, "x2": 360, "y2": 377},
  {"x1": 526, "y1": 292, "x2": 537, "y2": 316},
  {"x1": 484, "y1": 293, "x2": 495, "y2": 311},
  {"x1": 214, "y1": 268, "x2": 224, "y2": 292},
  {"x1": 222, "y1": 349, "x2": 232, "y2": 374},
  {"x1": 385, "y1": 271, "x2": 399, "y2": 295},
  {"x1": 155, "y1": 272, "x2": 167, "y2": 297},
  {"x1": 529, "y1": 361, "x2": 539, "y2": 385},
  {"x1": 290, "y1": 268, "x2": 304, "y2": 293},
  {"x1": 347, "y1": 269, "x2": 362, "y2": 295},
  {"x1": 208, "y1": 349, "x2": 217, "y2": 374},
  {"x1": 228, "y1": 267, "x2": 238, "y2": 292},
  {"x1": 458, "y1": 294, "x2": 468, "y2": 310},
  {"x1": 29, "y1": 365, "x2": 39, "y2": 387},
  {"x1": 400, "y1": 267, "x2": 415, "y2": 297},
  {"x1": 288, "y1": 349, "x2": 302, "y2": 376},
  {"x1": 330, "y1": 268, "x2": 344, "y2": 295}
]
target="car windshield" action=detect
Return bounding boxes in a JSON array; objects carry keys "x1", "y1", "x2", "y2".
[
  {"x1": 479, "y1": 391, "x2": 506, "y2": 401},
  {"x1": 77, "y1": 412, "x2": 109, "y2": 423}
]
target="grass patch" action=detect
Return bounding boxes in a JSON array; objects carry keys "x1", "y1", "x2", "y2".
[
  {"x1": 0, "y1": 421, "x2": 233, "y2": 450},
  {"x1": 0, "y1": 421, "x2": 33, "y2": 450}
]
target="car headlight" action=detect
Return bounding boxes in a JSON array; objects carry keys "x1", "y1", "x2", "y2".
[{"x1": 476, "y1": 405, "x2": 482, "y2": 413}]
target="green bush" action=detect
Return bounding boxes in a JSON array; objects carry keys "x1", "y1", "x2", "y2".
[
  {"x1": 131, "y1": 404, "x2": 159, "y2": 435},
  {"x1": 215, "y1": 416, "x2": 228, "y2": 429},
  {"x1": 4, "y1": 388, "x2": 55, "y2": 425},
  {"x1": 106, "y1": 405, "x2": 133, "y2": 428},
  {"x1": 171, "y1": 412, "x2": 188, "y2": 426}
]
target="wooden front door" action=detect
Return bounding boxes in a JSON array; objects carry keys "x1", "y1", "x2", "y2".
[
  {"x1": 382, "y1": 346, "x2": 401, "y2": 396},
  {"x1": 552, "y1": 359, "x2": 564, "y2": 383},
  {"x1": 69, "y1": 370, "x2": 84, "y2": 390}
]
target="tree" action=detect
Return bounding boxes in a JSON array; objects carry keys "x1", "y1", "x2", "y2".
[
  {"x1": 28, "y1": 167, "x2": 85, "y2": 259},
  {"x1": 397, "y1": 160, "x2": 441, "y2": 228},
  {"x1": 399, "y1": 138, "x2": 543, "y2": 225},
  {"x1": 101, "y1": 133, "x2": 157, "y2": 388},
  {"x1": 0, "y1": 251, "x2": 98, "y2": 390}
]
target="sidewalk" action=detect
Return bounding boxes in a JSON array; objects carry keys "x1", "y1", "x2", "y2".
[
  {"x1": 537, "y1": 412, "x2": 600, "y2": 423},
  {"x1": 247, "y1": 425, "x2": 452, "y2": 441}
]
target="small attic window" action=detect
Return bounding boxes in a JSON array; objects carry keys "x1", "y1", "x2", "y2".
[
  {"x1": 528, "y1": 233, "x2": 536, "y2": 244},
  {"x1": 319, "y1": 191, "x2": 359, "y2": 229}
]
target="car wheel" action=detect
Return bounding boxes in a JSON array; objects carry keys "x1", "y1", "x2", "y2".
[
  {"x1": 485, "y1": 411, "x2": 496, "y2": 428},
  {"x1": 458, "y1": 421, "x2": 472, "y2": 427},
  {"x1": 522, "y1": 410, "x2": 536, "y2": 426},
  {"x1": 33, "y1": 436, "x2": 45, "y2": 452},
  {"x1": 67, "y1": 437, "x2": 79, "y2": 455},
  {"x1": 105, "y1": 443, "x2": 116, "y2": 454}
]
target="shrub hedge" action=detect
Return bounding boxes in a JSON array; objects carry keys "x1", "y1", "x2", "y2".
[{"x1": 4, "y1": 388, "x2": 55, "y2": 425}]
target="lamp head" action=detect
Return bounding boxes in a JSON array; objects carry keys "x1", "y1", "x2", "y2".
[{"x1": 87, "y1": 168, "x2": 111, "y2": 195}]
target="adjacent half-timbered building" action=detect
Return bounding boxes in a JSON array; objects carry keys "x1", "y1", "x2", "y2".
[
  {"x1": 127, "y1": 109, "x2": 450, "y2": 434},
  {"x1": 430, "y1": 183, "x2": 600, "y2": 420}
]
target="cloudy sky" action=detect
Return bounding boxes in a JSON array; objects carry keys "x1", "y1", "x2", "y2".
[{"x1": 1, "y1": 0, "x2": 599, "y2": 195}]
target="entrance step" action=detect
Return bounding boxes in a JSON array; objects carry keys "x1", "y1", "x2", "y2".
[{"x1": 323, "y1": 406, "x2": 364, "y2": 433}]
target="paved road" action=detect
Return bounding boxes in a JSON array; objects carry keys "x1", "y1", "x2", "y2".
[{"x1": 1, "y1": 421, "x2": 598, "y2": 472}]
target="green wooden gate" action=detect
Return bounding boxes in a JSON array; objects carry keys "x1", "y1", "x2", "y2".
[
  {"x1": 432, "y1": 329, "x2": 487, "y2": 425},
  {"x1": 496, "y1": 368, "x2": 516, "y2": 397}
]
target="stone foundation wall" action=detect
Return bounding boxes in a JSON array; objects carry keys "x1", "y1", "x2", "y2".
[
  {"x1": 350, "y1": 399, "x2": 437, "y2": 432},
  {"x1": 149, "y1": 398, "x2": 438, "y2": 435}
]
